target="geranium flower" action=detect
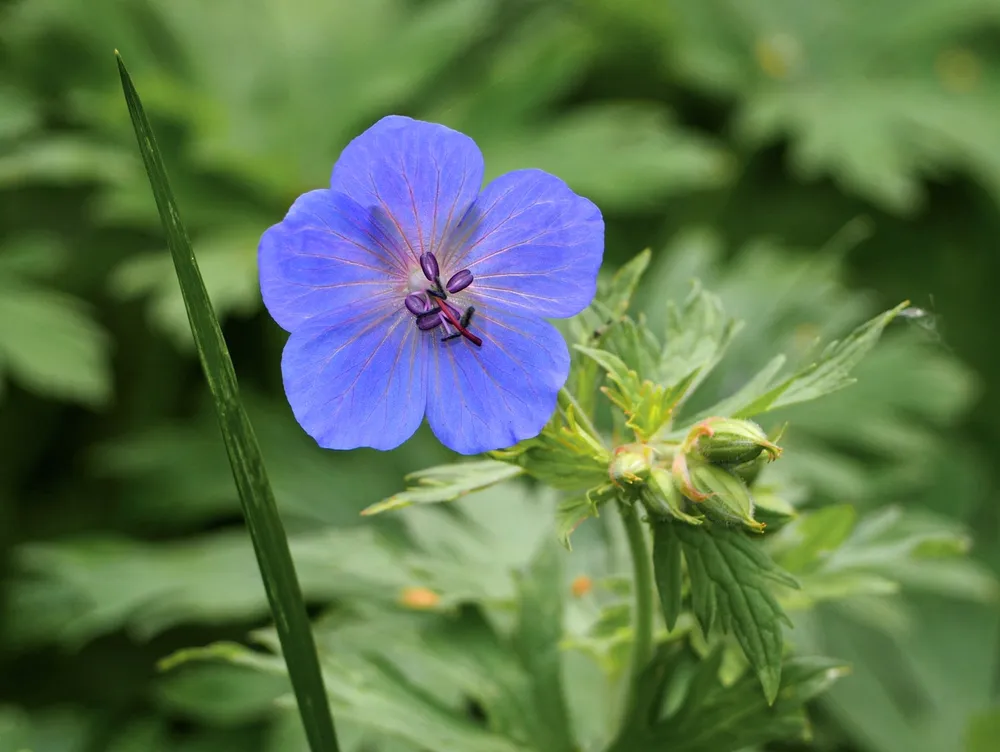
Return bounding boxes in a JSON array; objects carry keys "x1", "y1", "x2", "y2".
[{"x1": 258, "y1": 116, "x2": 604, "y2": 454}]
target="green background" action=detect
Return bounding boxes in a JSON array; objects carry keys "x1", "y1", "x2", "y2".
[{"x1": 1, "y1": 0, "x2": 998, "y2": 750}]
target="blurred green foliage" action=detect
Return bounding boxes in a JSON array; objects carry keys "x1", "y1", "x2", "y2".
[{"x1": 1, "y1": 0, "x2": 998, "y2": 750}]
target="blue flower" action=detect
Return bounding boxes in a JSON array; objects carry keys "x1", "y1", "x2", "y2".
[{"x1": 259, "y1": 116, "x2": 604, "y2": 455}]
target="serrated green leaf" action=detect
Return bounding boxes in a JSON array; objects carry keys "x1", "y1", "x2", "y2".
[
  {"x1": 488, "y1": 397, "x2": 609, "y2": 492},
  {"x1": 156, "y1": 662, "x2": 290, "y2": 725},
  {"x1": 602, "y1": 250, "x2": 653, "y2": 320},
  {"x1": 674, "y1": 523, "x2": 798, "y2": 703},
  {"x1": 670, "y1": 0, "x2": 1000, "y2": 213},
  {"x1": 652, "y1": 521, "x2": 684, "y2": 631},
  {"x1": 116, "y1": 53, "x2": 339, "y2": 752},
  {"x1": 0, "y1": 283, "x2": 111, "y2": 406},
  {"x1": 560, "y1": 601, "x2": 634, "y2": 675},
  {"x1": 575, "y1": 343, "x2": 685, "y2": 440},
  {"x1": 779, "y1": 506, "x2": 999, "y2": 609},
  {"x1": 555, "y1": 494, "x2": 600, "y2": 550},
  {"x1": 735, "y1": 302, "x2": 909, "y2": 417},
  {"x1": 414, "y1": 608, "x2": 539, "y2": 745},
  {"x1": 483, "y1": 104, "x2": 732, "y2": 210},
  {"x1": 611, "y1": 656, "x2": 847, "y2": 752},
  {"x1": 574, "y1": 346, "x2": 633, "y2": 391},
  {"x1": 691, "y1": 354, "x2": 786, "y2": 422},
  {"x1": 605, "y1": 316, "x2": 661, "y2": 378},
  {"x1": 608, "y1": 641, "x2": 685, "y2": 743},
  {"x1": 183, "y1": 638, "x2": 530, "y2": 752},
  {"x1": 657, "y1": 282, "x2": 741, "y2": 403},
  {"x1": 562, "y1": 251, "x2": 653, "y2": 413},
  {"x1": 7, "y1": 527, "x2": 411, "y2": 646},
  {"x1": 772, "y1": 504, "x2": 857, "y2": 573},
  {"x1": 363, "y1": 460, "x2": 524, "y2": 515}
]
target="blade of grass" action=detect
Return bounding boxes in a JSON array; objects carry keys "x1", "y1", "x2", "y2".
[{"x1": 115, "y1": 51, "x2": 340, "y2": 752}]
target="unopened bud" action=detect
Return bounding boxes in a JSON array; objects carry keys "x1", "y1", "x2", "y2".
[
  {"x1": 686, "y1": 460, "x2": 765, "y2": 533},
  {"x1": 643, "y1": 467, "x2": 703, "y2": 525},
  {"x1": 751, "y1": 488, "x2": 797, "y2": 531},
  {"x1": 730, "y1": 452, "x2": 768, "y2": 486},
  {"x1": 690, "y1": 417, "x2": 781, "y2": 466},
  {"x1": 609, "y1": 444, "x2": 653, "y2": 487},
  {"x1": 672, "y1": 451, "x2": 710, "y2": 502}
]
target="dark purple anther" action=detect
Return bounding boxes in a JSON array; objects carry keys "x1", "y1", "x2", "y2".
[
  {"x1": 419, "y1": 252, "x2": 439, "y2": 282},
  {"x1": 416, "y1": 311, "x2": 442, "y2": 330},
  {"x1": 404, "y1": 293, "x2": 431, "y2": 315},
  {"x1": 446, "y1": 269, "x2": 473, "y2": 294}
]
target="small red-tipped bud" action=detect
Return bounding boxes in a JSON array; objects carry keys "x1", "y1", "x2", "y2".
[
  {"x1": 672, "y1": 452, "x2": 710, "y2": 502},
  {"x1": 609, "y1": 444, "x2": 653, "y2": 487}
]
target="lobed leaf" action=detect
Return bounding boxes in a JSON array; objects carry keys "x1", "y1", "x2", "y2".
[
  {"x1": 674, "y1": 522, "x2": 798, "y2": 704},
  {"x1": 651, "y1": 521, "x2": 684, "y2": 631},
  {"x1": 362, "y1": 460, "x2": 525, "y2": 515},
  {"x1": 735, "y1": 302, "x2": 910, "y2": 417}
]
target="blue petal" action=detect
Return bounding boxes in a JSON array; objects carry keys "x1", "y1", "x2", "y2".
[
  {"x1": 281, "y1": 303, "x2": 428, "y2": 451},
  {"x1": 330, "y1": 116, "x2": 484, "y2": 263},
  {"x1": 448, "y1": 169, "x2": 604, "y2": 319},
  {"x1": 259, "y1": 189, "x2": 407, "y2": 331},
  {"x1": 425, "y1": 306, "x2": 569, "y2": 454}
]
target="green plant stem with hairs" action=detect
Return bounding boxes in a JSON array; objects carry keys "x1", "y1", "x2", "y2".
[{"x1": 618, "y1": 500, "x2": 656, "y2": 735}]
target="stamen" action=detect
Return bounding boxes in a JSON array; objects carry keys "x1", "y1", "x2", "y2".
[
  {"x1": 416, "y1": 310, "x2": 442, "y2": 330},
  {"x1": 404, "y1": 293, "x2": 431, "y2": 315},
  {"x1": 419, "y1": 252, "x2": 439, "y2": 282},
  {"x1": 446, "y1": 269, "x2": 473, "y2": 294},
  {"x1": 436, "y1": 301, "x2": 482, "y2": 347},
  {"x1": 442, "y1": 306, "x2": 476, "y2": 341}
]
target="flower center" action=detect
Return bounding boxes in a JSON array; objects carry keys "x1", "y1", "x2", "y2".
[{"x1": 403, "y1": 251, "x2": 481, "y2": 347}]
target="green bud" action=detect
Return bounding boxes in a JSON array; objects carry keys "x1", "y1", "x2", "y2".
[
  {"x1": 687, "y1": 459, "x2": 765, "y2": 533},
  {"x1": 751, "y1": 488, "x2": 797, "y2": 532},
  {"x1": 643, "y1": 467, "x2": 703, "y2": 525},
  {"x1": 609, "y1": 443, "x2": 653, "y2": 486},
  {"x1": 689, "y1": 417, "x2": 782, "y2": 467},
  {"x1": 730, "y1": 452, "x2": 769, "y2": 486}
]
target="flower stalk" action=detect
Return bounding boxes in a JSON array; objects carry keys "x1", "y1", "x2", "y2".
[{"x1": 618, "y1": 500, "x2": 656, "y2": 734}]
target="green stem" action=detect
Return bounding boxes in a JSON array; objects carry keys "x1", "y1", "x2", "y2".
[{"x1": 619, "y1": 501, "x2": 655, "y2": 733}]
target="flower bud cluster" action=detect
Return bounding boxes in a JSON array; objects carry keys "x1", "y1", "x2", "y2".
[{"x1": 617, "y1": 417, "x2": 783, "y2": 532}]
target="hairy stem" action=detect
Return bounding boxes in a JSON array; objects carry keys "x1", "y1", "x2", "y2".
[{"x1": 619, "y1": 501, "x2": 655, "y2": 734}]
